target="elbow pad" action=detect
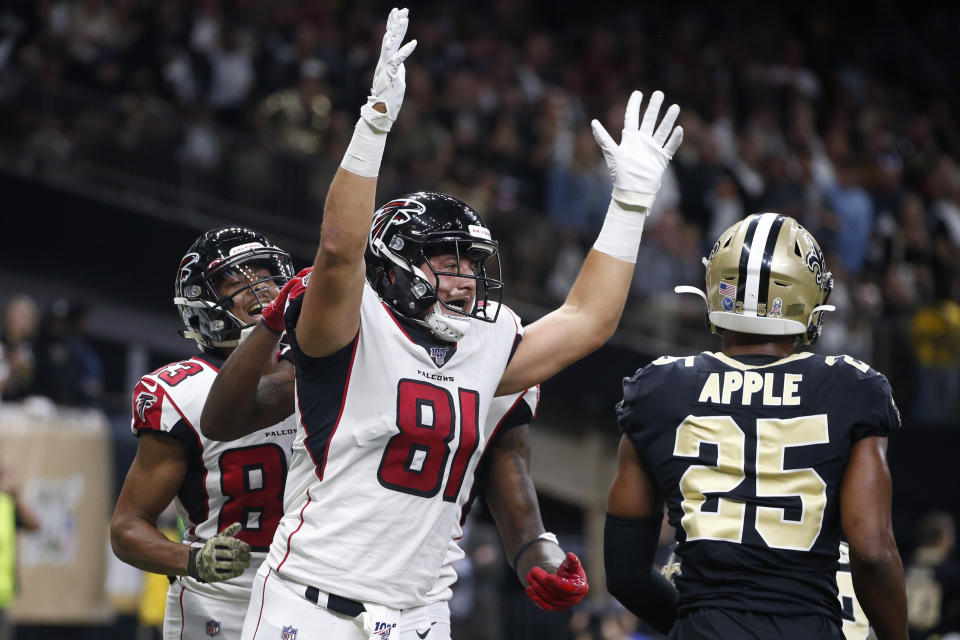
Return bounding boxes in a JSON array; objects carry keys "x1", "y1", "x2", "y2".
[{"x1": 604, "y1": 513, "x2": 678, "y2": 635}]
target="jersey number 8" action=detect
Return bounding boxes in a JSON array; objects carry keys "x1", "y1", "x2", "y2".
[{"x1": 218, "y1": 444, "x2": 288, "y2": 550}]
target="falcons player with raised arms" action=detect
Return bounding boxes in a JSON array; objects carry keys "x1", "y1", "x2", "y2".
[
  {"x1": 201, "y1": 269, "x2": 582, "y2": 640},
  {"x1": 110, "y1": 227, "x2": 298, "y2": 640},
  {"x1": 204, "y1": 7, "x2": 684, "y2": 640}
]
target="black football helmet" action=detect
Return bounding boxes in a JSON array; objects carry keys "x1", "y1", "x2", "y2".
[
  {"x1": 174, "y1": 227, "x2": 294, "y2": 352},
  {"x1": 365, "y1": 192, "x2": 503, "y2": 325}
]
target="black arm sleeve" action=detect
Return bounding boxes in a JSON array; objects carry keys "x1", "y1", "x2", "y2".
[{"x1": 604, "y1": 513, "x2": 678, "y2": 635}]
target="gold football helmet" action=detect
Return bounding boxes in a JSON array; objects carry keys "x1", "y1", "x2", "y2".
[{"x1": 676, "y1": 213, "x2": 835, "y2": 345}]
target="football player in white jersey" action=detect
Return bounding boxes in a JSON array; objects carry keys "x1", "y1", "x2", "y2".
[
  {"x1": 110, "y1": 227, "x2": 300, "y2": 640},
  {"x1": 201, "y1": 269, "x2": 585, "y2": 639},
  {"x1": 206, "y1": 7, "x2": 683, "y2": 639}
]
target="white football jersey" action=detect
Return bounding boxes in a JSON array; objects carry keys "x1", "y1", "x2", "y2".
[
  {"x1": 267, "y1": 282, "x2": 526, "y2": 609},
  {"x1": 131, "y1": 354, "x2": 298, "y2": 601},
  {"x1": 426, "y1": 387, "x2": 540, "y2": 603}
]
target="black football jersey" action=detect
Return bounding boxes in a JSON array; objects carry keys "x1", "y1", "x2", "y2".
[{"x1": 617, "y1": 351, "x2": 900, "y2": 623}]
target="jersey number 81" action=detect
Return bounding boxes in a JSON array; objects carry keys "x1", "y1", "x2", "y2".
[{"x1": 377, "y1": 379, "x2": 481, "y2": 502}]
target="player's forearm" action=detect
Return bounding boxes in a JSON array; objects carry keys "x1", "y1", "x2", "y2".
[
  {"x1": 201, "y1": 323, "x2": 280, "y2": 441},
  {"x1": 316, "y1": 168, "x2": 379, "y2": 269},
  {"x1": 293, "y1": 169, "x2": 376, "y2": 357},
  {"x1": 604, "y1": 514, "x2": 678, "y2": 635},
  {"x1": 110, "y1": 515, "x2": 190, "y2": 576},
  {"x1": 840, "y1": 437, "x2": 905, "y2": 639},
  {"x1": 559, "y1": 248, "x2": 637, "y2": 348},
  {"x1": 497, "y1": 249, "x2": 637, "y2": 396},
  {"x1": 486, "y1": 470, "x2": 562, "y2": 584},
  {"x1": 608, "y1": 566, "x2": 678, "y2": 635},
  {"x1": 480, "y1": 427, "x2": 564, "y2": 583},
  {"x1": 850, "y1": 543, "x2": 908, "y2": 640},
  {"x1": 252, "y1": 365, "x2": 296, "y2": 428},
  {"x1": 486, "y1": 482, "x2": 544, "y2": 562}
]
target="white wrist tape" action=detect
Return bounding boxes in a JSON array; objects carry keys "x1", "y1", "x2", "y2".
[
  {"x1": 512, "y1": 531, "x2": 561, "y2": 569},
  {"x1": 593, "y1": 199, "x2": 648, "y2": 263},
  {"x1": 612, "y1": 186, "x2": 656, "y2": 208},
  {"x1": 537, "y1": 531, "x2": 559, "y2": 545},
  {"x1": 340, "y1": 117, "x2": 389, "y2": 178}
]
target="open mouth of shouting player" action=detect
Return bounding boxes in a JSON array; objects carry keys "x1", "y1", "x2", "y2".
[{"x1": 216, "y1": 265, "x2": 282, "y2": 326}]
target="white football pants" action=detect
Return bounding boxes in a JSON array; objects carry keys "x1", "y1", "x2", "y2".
[
  {"x1": 164, "y1": 577, "x2": 248, "y2": 640},
  {"x1": 241, "y1": 564, "x2": 452, "y2": 640}
]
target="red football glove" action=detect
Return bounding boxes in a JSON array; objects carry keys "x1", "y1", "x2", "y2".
[
  {"x1": 524, "y1": 552, "x2": 589, "y2": 611},
  {"x1": 261, "y1": 267, "x2": 312, "y2": 333}
]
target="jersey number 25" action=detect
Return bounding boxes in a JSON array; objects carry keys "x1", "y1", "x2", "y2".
[{"x1": 675, "y1": 414, "x2": 829, "y2": 551}]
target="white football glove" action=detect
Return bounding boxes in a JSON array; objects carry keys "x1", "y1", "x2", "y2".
[
  {"x1": 360, "y1": 7, "x2": 417, "y2": 133},
  {"x1": 187, "y1": 522, "x2": 251, "y2": 583},
  {"x1": 592, "y1": 90, "x2": 683, "y2": 208}
]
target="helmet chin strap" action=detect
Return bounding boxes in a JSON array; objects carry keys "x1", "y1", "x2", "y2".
[
  {"x1": 178, "y1": 329, "x2": 241, "y2": 349},
  {"x1": 674, "y1": 285, "x2": 708, "y2": 303},
  {"x1": 807, "y1": 304, "x2": 836, "y2": 327},
  {"x1": 415, "y1": 302, "x2": 471, "y2": 342},
  {"x1": 378, "y1": 244, "x2": 472, "y2": 341}
]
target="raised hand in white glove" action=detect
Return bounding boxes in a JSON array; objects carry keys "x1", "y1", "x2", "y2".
[
  {"x1": 360, "y1": 7, "x2": 417, "y2": 133},
  {"x1": 592, "y1": 90, "x2": 683, "y2": 209},
  {"x1": 187, "y1": 522, "x2": 251, "y2": 583}
]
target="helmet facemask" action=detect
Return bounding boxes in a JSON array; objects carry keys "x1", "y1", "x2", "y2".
[
  {"x1": 367, "y1": 193, "x2": 504, "y2": 341},
  {"x1": 418, "y1": 237, "x2": 502, "y2": 320},
  {"x1": 375, "y1": 234, "x2": 502, "y2": 341},
  {"x1": 175, "y1": 231, "x2": 294, "y2": 352}
]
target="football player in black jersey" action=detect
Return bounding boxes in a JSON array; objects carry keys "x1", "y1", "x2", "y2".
[
  {"x1": 605, "y1": 213, "x2": 907, "y2": 640},
  {"x1": 659, "y1": 540, "x2": 874, "y2": 639}
]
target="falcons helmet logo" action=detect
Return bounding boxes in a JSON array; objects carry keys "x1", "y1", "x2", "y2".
[
  {"x1": 135, "y1": 391, "x2": 158, "y2": 422},
  {"x1": 369, "y1": 198, "x2": 426, "y2": 257}
]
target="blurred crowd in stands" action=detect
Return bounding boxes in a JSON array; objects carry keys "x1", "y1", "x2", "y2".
[
  {"x1": 0, "y1": 295, "x2": 103, "y2": 408},
  {"x1": 0, "y1": 0, "x2": 957, "y2": 425},
  {"x1": 0, "y1": 5, "x2": 958, "y2": 638}
]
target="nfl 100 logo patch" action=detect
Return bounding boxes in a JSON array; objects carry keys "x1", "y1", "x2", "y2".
[
  {"x1": 429, "y1": 346, "x2": 449, "y2": 367},
  {"x1": 373, "y1": 621, "x2": 397, "y2": 638},
  {"x1": 205, "y1": 620, "x2": 221, "y2": 636},
  {"x1": 281, "y1": 626, "x2": 298, "y2": 640}
]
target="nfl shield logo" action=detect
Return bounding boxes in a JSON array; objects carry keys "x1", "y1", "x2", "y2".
[
  {"x1": 205, "y1": 620, "x2": 221, "y2": 636},
  {"x1": 429, "y1": 346, "x2": 449, "y2": 366},
  {"x1": 281, "y1": 626, "x2": 298, "y2": 640}
]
